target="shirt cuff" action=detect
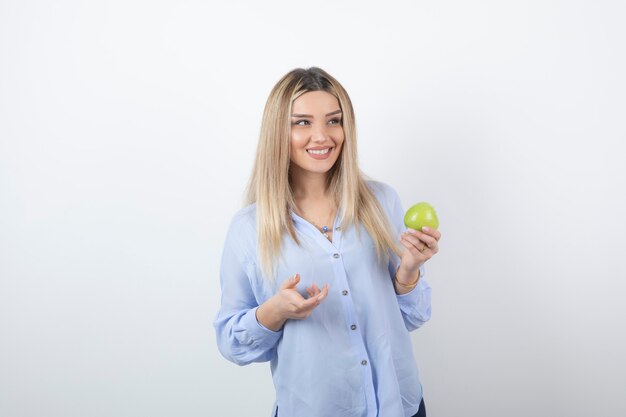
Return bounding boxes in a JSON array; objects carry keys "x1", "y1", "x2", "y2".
[
  {"x1": 239, "y1": 306, "x2": 283, "y2": 350},
  {"x1": 396, "y1": 265, "x2": 426, "y2": 304}
]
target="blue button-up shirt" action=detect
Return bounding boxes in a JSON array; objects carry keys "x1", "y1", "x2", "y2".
[{"x1": 214, "y1": 181, "x2": 432, "y2": 417}]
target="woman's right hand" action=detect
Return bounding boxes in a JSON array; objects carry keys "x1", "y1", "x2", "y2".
[{"x1": 256, "y1": 274, "x2": 329, "y2": 331}]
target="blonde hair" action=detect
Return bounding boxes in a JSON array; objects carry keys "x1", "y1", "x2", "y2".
[{"x1": 246, "y1": 67, "x2": 401, "y2": 279}]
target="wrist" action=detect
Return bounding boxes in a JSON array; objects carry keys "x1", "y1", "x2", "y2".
[
  {"x1": 256, "y1": 296, "x2": 287, "y2": 331},
  {"x1": 394, "y1": 266, "x2": 420, "y2": 294},
  {"x1": 396, "y1": 265, "x2": 420, "y2": 286}
]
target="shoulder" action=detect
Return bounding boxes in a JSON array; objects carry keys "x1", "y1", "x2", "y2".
[
  {"x1": 366, "y1": 180, "x2": 401, "y2": 208},
  {"x1": 229, "y1": 203, "x2": 257, "y2": 233},
  {"x1": 223, "y1": 203, "x2": 257, "y2": 258}
]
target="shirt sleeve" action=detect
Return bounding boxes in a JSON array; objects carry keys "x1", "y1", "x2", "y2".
[
  {"x1": 213, "y1": 215, "x2": 282, "y2": 366},
  {"x1": 383, "y1": 183, "x2": 433, "y2": 331}
]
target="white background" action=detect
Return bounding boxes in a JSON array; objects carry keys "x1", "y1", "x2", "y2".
[{"x1": 1, "y1": 1, "x2": 625, "y2": 416}]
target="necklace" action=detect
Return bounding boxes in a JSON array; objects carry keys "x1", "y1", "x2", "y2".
[
  {"x1": 318, "y1": 207, "x2": 336, "y2": 241},
  {"x1": 294, "y1": 199, "x2": 336, "y2": 241},
  {"x1": 298, "y1": 209, "x2": 335, "y2": 241},
  {"x1": 311, "y1": 215, "x2": 333, "y2": 241}
]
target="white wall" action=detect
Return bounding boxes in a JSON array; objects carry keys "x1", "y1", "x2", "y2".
[{"x1": 1, "y1": 1, "x2": 625, "y2": 416}]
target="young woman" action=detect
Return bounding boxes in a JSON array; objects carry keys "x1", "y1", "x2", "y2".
[{"x1": 214, "y1": 67, "x2": 441, "y2": 417}]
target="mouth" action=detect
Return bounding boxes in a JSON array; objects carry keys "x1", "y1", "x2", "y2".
[
  {"x1": 306, "y1": 147, "x2": 331, "y2": 155},
  {"x1": 306, "y1": 147, "x2": 333, "y2": 160}
]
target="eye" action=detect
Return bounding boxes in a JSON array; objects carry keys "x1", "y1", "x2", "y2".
[
  {"x1": 293, "y1": 119, "x2": 310, "y2": 126},
  {"x1": 328, "y1": 118, "x2": 342, "y2": 125}
]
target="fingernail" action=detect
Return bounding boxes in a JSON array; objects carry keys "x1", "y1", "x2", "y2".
[
  {"x1": 422, "y1": 226, "x2": 430, "y2": 232},
  {"x1": 317, "y1": 294, "x2": 325, "y2": 301}
]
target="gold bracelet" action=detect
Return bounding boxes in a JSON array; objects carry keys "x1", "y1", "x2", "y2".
[
  {"x1": 394, "y1": 279, "x2": 417, "y2": 293},
  {"x1": 394, "y1": 269, "x2": 420, "y2": 289},
  {"x1": 395, "y1": 279, "x2": 418, "y2": 290}
]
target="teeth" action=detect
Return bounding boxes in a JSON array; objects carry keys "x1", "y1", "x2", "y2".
[{"x1": 307, "y1": 148, "x2": 330, "y2": 155}]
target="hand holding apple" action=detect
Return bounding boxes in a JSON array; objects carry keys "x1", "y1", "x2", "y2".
[{"x1": 396, "y1": 202, "x2": 441, "y2": 290}]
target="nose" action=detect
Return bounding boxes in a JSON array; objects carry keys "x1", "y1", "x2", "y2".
[{"x1": 311, "y1": 123, "x2": 329, "y2": 142}]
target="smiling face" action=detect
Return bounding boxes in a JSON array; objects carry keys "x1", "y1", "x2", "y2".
[{"x1": 289, "y1": 91, "x2": 345, "y2": 180}]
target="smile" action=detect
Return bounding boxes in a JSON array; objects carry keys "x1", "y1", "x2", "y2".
[
  {"x1": 306, "y1": 148, "x2": 331, "y2": 155},
  {"x1": 305, "y1": 147, "x2": 334, "y2": 161}
]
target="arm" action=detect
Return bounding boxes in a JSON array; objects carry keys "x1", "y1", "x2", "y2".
[
  {"x1": 384, "y1": 184, "x2": 434, "y2": 331},
  {"x1": 213, "y1": 217, "x2": 330, "y2": 365},
  {"x1": 256, "y1": 274, "x2": 329, "y2": 331},
  {"x1": 213, "y1": 219, "x2": 282, "y2": 366},
  {"x1": 388, "y1": 261, "x2": 432, "y2": 331}
]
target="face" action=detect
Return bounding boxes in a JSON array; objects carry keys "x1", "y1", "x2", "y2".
[{"x1": 289, "y1": 90, "x2": 345, "y2": 178}]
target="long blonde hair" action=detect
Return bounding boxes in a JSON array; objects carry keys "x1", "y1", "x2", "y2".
[{"x1": 246, "y1": 67, "x2": 401, "y2": 279}]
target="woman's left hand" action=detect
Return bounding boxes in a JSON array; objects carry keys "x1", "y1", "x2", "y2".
[{"x1": 398, "y1": 226, "x2": 442, "y2": 282}]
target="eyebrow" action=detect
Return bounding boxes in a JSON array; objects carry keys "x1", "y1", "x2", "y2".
[{"x1": 291, "y1": 109, "x2": 342, "y2": 118}]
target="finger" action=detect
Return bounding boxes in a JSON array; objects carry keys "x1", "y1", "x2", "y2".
[
  {"x1": 300, "y1": 293, "x2": 323, "y2": 310},
  {"x1": 404, "y1": 230, "x2": 438, "y2": 249},
  {"x1": 420, "y1": 226, "x2": 442, "y2": 241},
  {"x1": 401, "y1": 232, "x2": 427, "y2": 252},
  {"x1": 411, "y1": 231, "x2": 439, "y2": 253},
  {"x1": 302, "y1": 284, "x2": 329, "y2": 307},
  {"x1": 280, "y1": 273, "x2": 300, "y2": 290},
  {"x1": 306, "y1": 283, "x2": 320, "y2": 298},
  {"x1": 316, "y1": 284, "x2": 329, "y2": 301},
  {"x1": 290, "y1": 284, "x2": 330, "y2": 318},
  {"x1": 400, "y1": 237, "x2": 425, "y2": 258},
  {"x1": 405, "y1": 235, "x2": 437, "y2": 256}
]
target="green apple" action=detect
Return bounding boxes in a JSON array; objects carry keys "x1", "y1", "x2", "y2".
[{"x1": 404, "y1": 202, "x2": 439, "y2": 231}]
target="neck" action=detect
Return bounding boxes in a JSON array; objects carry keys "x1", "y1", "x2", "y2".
[{"x1": 290, "y1": 168, "x2": 329, "y2": 200}]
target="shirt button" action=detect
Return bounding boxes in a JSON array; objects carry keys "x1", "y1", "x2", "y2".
[
  {"x1": 333, "y1": 253, "x2": 340, "y2": 259},
  {"x1": 350, "y1": 324, "x2": 357, "y2": 330},
  {"x1": 361, "y1": 360, "x2": 368, "y2": 366},
  {"x1": 335, "y1": 226, "x2": 341, "y2": 231},
  {"x1": 341, "y1": 290, "x2": 348, "y2": 296}
]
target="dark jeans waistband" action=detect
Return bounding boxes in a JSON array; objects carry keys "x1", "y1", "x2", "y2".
[{"x1": 274, "y1": 398, "x2": 426, "y2": 417}]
